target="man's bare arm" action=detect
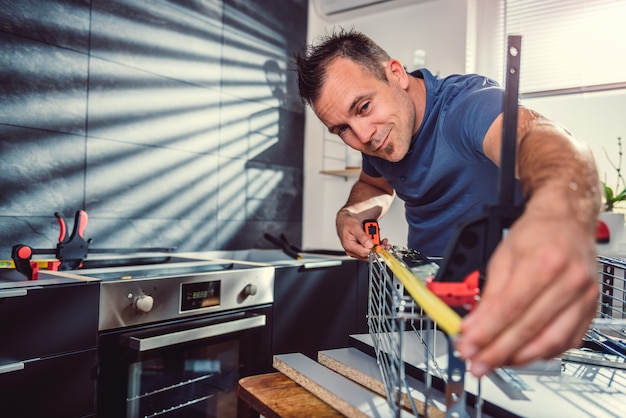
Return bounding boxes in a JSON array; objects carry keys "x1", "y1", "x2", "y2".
[
  {"x1": 458, "y1": 106, "x2": 601, "y2": 377},
  {"x1": 483, "y1": 107, "x2": 600, "y2": 229}
]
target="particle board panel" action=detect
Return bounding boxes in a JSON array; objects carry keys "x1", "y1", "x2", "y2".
[
  {"x1": 318, "y1": 347, "x2": 447, "y2": 418},
  {"x1": 273, "y1": 353, "x2": 414, "y2": 418}
]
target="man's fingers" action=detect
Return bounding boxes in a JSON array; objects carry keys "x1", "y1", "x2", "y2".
[
  {"x1": 461, "y1": 263, "x2": 595, "y2": 376},
  {"x1": 457, "y1": 219, "x2": 596, "y2": 377},
  {"x1": 457, "y1": 239, "x2": 548, "y2": 362},
  {"x1": 465, "y1": 263, "x2": 585, "y2": 376}
]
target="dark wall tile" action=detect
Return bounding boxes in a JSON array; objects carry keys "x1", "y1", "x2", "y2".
[
  {"x1": 0, "y1": 0, "x2": 307, "y2": 258},
  {"x1": 85, "y1": 138, "x2": 219, "y2": 220},
  {"x1": 0, "y1": 215, "x2": 68, "y2": 256},
  {"x1": 217, "y1": 87, "x2": 303, "y2": 168},
  {"x1": 83, "y1": 217, "x2": 219, "y2": 252},
  {"x1": 90, "y1": 0, "x2": 223, "y2": 87},
  {"x1": 0, "y1": 33, "x2": 89, "y2": 134},
  {"x1": 87, "y1": 56, "x2": 222, "y2": 153},
  {"x1": 216, "y1": 219, "x2": 302, "y2": 251},
  {"x1": 243, "y1": 162, "x2": 303, "y2": 222},
  {"x1": 0, "y1": 124, "x2": 86, "y2": 217},
  {"x1": 218, "y1": 95, "x2": 276, "y2": 159},
  {"x1": 216, "y1": 155, "x2": 302, "y2": 223},
  {"x1": 223, "y1": 0, "x2": 307, "y2": 113},
  {"x1": 247, "y1": 108, "x2": 304, "y2": 168},
  {"x1": 0, "y1": 0, "x2": 91, "y2": 52}
]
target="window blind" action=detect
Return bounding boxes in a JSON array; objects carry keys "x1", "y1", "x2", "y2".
[{"x1": 470, "y1": 0, "x2": 626, "y2": 97}]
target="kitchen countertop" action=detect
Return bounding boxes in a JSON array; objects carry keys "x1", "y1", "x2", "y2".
[
  {"x1": 0, "y1": 268, "x2": 99, "y2": 290},
  {"x1": 0, "y1": 248, "x2": 351, "y2": 289},
  {"x1": 180, "y1": 248, "x2": 351, "y2": 266}
]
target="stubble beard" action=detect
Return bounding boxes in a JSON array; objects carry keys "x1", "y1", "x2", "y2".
[
  {"x1": 384, "y1": 96, "x2": 416, "y2": 163},
  {"x1": 383, "y1": 142, "x2": 395, "y2": 159}
]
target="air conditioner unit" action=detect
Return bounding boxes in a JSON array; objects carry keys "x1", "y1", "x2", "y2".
[{"x1": 313, "y1": 0, "x2": 433, "y2": 22}]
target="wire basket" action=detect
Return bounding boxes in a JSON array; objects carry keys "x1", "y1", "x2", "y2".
[
  {"x1": 367, "y1": 248, "x2": 467, "y2": 418},
  {"x1": 368, "y1": 251, "x2": 626, "y2": 418},
  {"x1": 597, "y1": 256, "x2": 626, "y2": 321},
  {"x1": 563, "y1": 256, "x2": 626, "y2": 369}
]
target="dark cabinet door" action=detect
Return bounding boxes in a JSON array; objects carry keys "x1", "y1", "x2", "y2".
[
  {"x1": 272, "y1": 259, "x2": 368, "y2": 359},
  {"x1": 0, "y1": 281, "x2": 99, "y2": 417},
  {"x1": 0, "y1": 282, "x2": 99, "y2": 362},
  {"x1": 0, "y1": 348, "x2": 97, "y2": 418}
]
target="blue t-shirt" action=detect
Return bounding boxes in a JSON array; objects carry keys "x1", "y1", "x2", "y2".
[{"x1": 362, "y1": 69, "x2": 522, "y2": 256}]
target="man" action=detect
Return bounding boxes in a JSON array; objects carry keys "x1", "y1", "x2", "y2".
[{"x1": 295, "y1": 29, "x2": 601, "y2": 378}]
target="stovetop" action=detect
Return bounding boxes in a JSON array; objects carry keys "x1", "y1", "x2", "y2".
[
  {"x1": 73, "y1": 256, "x2": 264, "y2": 282},
  {"x1": 55, "y1": 253, "x2": 276, "y2": 331}
]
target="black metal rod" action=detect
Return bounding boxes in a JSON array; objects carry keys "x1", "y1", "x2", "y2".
[{"x1": 499, "y1": 35, "x2": 522, "y2": 206}]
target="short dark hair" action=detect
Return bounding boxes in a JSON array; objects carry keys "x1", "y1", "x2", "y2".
[{"x1": 294, "y1": 28, "x2": 391, "y2": 106}]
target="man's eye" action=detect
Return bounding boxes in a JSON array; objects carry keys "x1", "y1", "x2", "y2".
[
  {"x1": 336, "y1": 126, "x2": 348, "y2": 135},
  {"x1": 359, "y1": 102, "x2": 370, "y2": 114}
]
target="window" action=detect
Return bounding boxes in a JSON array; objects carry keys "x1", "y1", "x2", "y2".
[{"x1": 469, "y1": 0, "x2": 626, "y2": 97}]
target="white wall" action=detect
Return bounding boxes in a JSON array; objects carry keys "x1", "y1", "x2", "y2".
[
  {"x1": 522, "y1": 90, "x2": 626, "y2": 209},
  {"x1": 302, "y1": 0, "x2": 469, "y2": 250}
]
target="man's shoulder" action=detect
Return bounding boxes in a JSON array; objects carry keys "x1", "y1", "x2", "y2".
[{"x1": 414, "y1": 68, "x2": 499, "y2": 91}]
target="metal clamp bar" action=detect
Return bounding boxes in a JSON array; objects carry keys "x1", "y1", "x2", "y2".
[
  {"x1": 499, "y1": 35, "x2": 522, "y2": 206},
  {"x1": 446, "y1": 336, "x2": 469, "y2": 418},
  {"x1": 122, "y1": 314, "x2": 266, "y2": 352},
  {"x1": 0, "y1": 362, "x2": 25, "y2": 375}
]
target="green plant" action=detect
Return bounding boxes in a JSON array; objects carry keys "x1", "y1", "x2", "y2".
[{"x1": 603, "y1": 136, "x2": 626, "y2": 211}]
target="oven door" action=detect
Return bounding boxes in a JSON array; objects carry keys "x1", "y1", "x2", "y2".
[{"x1": 97, "y1": 305, "x2": 272, "y2": 418}]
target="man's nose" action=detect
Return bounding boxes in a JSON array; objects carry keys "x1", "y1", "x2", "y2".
[{"x1": 352, "y1": 119, "x2": 373, "y2": 144}]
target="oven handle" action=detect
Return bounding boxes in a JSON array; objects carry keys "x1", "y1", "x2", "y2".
[
  {"x1": 0, "y1": 361, "x2": 25, "y2": 375},
  {"x1": 122, "y1": 314, "x2": 266, "y2": 352},
  {"x1": 302, "y1": 260, "x2": 342, "y2": 269},
  {"x1": 0, "y1": 289, "x2": 29, "y2": 299}
]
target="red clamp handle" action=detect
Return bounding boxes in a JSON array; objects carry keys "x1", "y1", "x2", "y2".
[
  {"x1": 427, "y1": 270, "x2": 480, "y2": 310},
  {"x1": 11, "y1": 244, "x2": 38, "y2": 280},
  {"x1": 55, "y1": 212, "x2": 67, "y2": 243},
  {"x1": 76, "y1": 209, "x2": 88, "y2": 238}
]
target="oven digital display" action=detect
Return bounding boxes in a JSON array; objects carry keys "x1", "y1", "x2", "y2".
[{"x1": 181, "y1": 281, "x2": 220, "y2": 311}]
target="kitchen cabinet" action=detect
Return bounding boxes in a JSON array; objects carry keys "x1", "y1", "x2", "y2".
[
  {"x1": 272, "y1": 258, "x2": 369, "y2": 359},
  {"x1": 0, "y1": 349, "x2": 97, "y2": 417},
  {"x1": 0, "y1": 273, "x2": 99, "y2": 417}
]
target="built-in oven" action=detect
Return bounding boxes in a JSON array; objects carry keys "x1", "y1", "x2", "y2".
[
  {"x1": 97, "y1": 305, "x2": 272, "y2": 418},
  {"x1": 69, "y1": 256, "x2": 274, "y2": 418}
]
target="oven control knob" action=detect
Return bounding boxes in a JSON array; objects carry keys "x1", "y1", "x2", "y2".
[
  {"x1": 135, "y1": 295, "x2": 154, "y2": 313},
  {"x1": 243, "y1": 284, "x2": 257, "y2": 297}
]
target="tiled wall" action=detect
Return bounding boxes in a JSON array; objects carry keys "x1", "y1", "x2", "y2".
[{"x1": 0, "y1": 0, "x2": 307, "y2": 257}]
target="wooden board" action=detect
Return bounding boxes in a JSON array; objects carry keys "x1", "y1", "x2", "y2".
[
  {"x1": 273, "y1": 353, "x2": 415, "y2": 418},
  {"x1": 238, "y1": 372, "x2": 343, "y2": 418},
  {"x1": 318, "y1": 347, "x2": 446, "y2": 418}
]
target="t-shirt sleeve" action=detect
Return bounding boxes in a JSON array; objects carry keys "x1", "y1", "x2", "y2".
[{"x1": 443, "y1": 78, "x2": 505, "y2": 161}]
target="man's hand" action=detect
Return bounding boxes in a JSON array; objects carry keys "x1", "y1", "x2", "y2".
[
  {"x1": 336, "y1": 210, "x2": 389, "y2": 261},
  {"x1": 456, "y1": 189, "x2": 598, "y2": 377},
  {"x1": 335, "y1": 173, "x2": 395, "y2": 260}
]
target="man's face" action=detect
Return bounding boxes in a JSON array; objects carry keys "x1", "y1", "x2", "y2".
[{"x1": 312, "y1": 57, "x2": 416, "y2": 163}]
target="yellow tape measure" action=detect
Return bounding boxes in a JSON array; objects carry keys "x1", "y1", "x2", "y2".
[{"x1": 374, "y1": 246, "x2": 462, "y2": 336}]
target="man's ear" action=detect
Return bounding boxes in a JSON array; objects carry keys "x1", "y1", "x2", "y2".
[{"x1": 385, "y1": 59, "x2": 409, "y2": 89}]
